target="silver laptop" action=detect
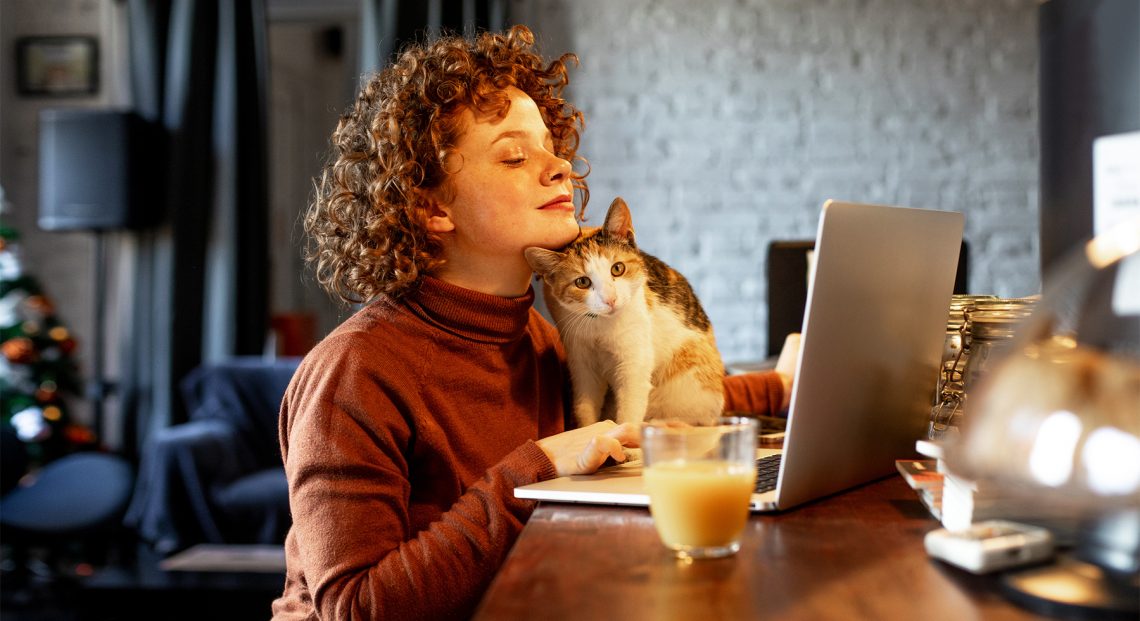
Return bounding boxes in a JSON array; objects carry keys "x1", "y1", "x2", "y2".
[{"x1": 515, "y1": 200, "x2": 964, "y2": 512}]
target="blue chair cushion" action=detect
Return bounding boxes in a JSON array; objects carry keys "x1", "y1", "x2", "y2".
[
  {"x1": 212, "y1": 468, "x2": 291, "y2": 545},
  {"x1": 0, "y1": 452, "x2": 133, "y2": 534}
]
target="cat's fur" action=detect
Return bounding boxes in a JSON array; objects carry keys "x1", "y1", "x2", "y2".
[{"x1": 525, "y1": 197, "x2": 725, "y2": 427}]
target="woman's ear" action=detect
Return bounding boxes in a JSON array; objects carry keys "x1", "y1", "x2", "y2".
[{"x1": 423, "y1": 196, "x2": 455, "y2": 233}]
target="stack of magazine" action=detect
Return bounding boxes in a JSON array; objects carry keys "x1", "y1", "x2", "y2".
[
  {"x1": 896, "y1": 455, "x2": 943, "y2": 520},
  {"x1": 898, "y1": 440, "x2": 1080, "y2": 542}
]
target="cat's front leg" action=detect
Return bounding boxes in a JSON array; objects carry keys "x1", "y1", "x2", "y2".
[
  {"x1": 611, "y1": 353, "x2": 653, "y2": 425},
  {"x1": 568, "y1": 356, "x2": 607, "y2": 427}
]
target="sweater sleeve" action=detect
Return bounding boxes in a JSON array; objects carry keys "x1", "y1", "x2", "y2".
[
  {"x1": 723, "y1": 371, "x2": 786, "y2": 417},
  {"x1": 279, "y1": 337, "x2": 558, "y2": 621}
]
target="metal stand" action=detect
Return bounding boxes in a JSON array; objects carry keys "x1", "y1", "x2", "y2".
[
  {"x1": 1001, "y1": 554, "x2": 1140, "y2": 620},
  {"x1": 87, "y1": 230, "x2": 113, "y2": 446}
]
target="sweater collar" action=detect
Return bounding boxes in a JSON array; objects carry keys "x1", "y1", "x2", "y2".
[{"x1": 405, "y1": 276, "x2": 536, "y2": 343}]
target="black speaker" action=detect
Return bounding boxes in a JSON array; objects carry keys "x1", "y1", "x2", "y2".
[{"x1": 38, "y1": 109, "x2": 161, "y2": 231}]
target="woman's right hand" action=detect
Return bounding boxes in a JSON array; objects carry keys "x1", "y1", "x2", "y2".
[
  {"x1": 775, "y1": 332, "x2": 801, "y2": 410},
  {"x1": 535, "y1": 421, "x2": 641, "y2": 477}
]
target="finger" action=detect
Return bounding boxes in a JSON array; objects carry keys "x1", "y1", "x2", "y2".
[
  {"x1": 587, "y1": 420, "x2": 617, "y2": 432},
  {"x1": 578, "y1": 435, "x2": 623, "y2": 473},
  {"x1": 597, "y1": 435, "x2": 626, "y2": 465},
  {"x1": 570, "y1": 420, "x2": 616, "y2": 444},
  {"x1": 776, "y1": 333, "x2": 801, "y2": 374},
  {"x1": 607, "y1": 423, "x2": 642, "y2": 447}
]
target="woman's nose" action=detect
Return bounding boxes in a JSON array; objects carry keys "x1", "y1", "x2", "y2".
[{"x1": 544, "y1": 155, "x2": 572, "y2": 185}]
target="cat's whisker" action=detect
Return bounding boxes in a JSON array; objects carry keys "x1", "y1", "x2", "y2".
[
  {"x1": 554, "y1": 312, "x2": 587, "y2": 340},
  {"x1": 562, "y1": 311, "x2": 594, "y2": 339}
]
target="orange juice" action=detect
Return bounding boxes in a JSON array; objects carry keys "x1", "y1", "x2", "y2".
[{"x1": 643, "y1": 459, "x2": 756, "y2": 550}]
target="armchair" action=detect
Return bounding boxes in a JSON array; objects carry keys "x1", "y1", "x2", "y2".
[{"x1": 124, "y1": 357, "x2": 300, "y2": 554}]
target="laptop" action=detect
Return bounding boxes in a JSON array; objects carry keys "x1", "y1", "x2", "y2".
[{"x1": 515, "y1": 200, "x2": 964, "y2": 512}]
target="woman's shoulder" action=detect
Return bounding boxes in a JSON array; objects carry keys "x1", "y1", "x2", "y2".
[
  {"x1": 282, "y1": 301, "x2": 427, "y2": 428},
  {"x1": 296, "y1": 299, "x2": 425, "y2": 379},
  {"x1": 527, "y1": 308, "x2": 564, "y2": 348}
]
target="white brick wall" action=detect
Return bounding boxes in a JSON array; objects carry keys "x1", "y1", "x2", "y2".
[
  {"x1": 523, "y1": 0, "x2": 1041, "y2": 362},
  {"x1": 3, "y1": 0, "x2": 1043, "y2": 401}
]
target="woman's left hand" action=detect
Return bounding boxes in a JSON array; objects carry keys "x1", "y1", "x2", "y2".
[{"x1": 535, "y1": 421, "x2": 641, "y2": 477}]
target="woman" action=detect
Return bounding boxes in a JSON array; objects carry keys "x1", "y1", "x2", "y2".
[{"x1": 273, "y1": 26, "x2": 791, "y2": 620}]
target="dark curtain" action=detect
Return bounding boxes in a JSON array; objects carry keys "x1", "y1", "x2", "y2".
[
  {"x1": 359, "y1": 0, "x2": 507, "y2": 74},
  {"x1": 120, "y1": 0, "x2": 269, "y2": 457}
]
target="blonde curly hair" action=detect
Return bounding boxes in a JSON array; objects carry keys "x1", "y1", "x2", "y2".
[{"x1": 304, "y1": 25, "x2": 589, "y2": 305}]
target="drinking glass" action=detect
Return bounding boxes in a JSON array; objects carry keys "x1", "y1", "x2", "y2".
[{"x1": 641, "y1": 417, "x2": 758, "y2": 560}]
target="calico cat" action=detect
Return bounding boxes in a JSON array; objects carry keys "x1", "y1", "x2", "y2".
[{"x1": 525, "y1": 197, "x2": 725, "y2": 427}]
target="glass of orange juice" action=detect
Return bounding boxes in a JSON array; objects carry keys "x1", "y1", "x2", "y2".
[{"x1": 641, "y1": 417, "x2": 758, "y2": 560}]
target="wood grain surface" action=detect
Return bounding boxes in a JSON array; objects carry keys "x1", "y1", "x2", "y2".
[{"x1": 474, "y1": 476, "x2": 1054, "y2": 621}]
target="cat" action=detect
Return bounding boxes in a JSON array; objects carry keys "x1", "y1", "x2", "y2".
[{"x1": 525, "y1": 197, "x2": 725, "y2": 427}]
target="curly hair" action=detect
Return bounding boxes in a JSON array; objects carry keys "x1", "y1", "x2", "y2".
[{"x1": 303, "y1": 25, "x2": 589, "y2": 305}]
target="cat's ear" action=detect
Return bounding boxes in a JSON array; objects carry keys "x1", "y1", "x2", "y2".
[
  {"x1": 604, "y1": 197, "x2": 635, "y2": 245},
  {"x1": 524, "y1": 247, "x2": 564, "y2": 276}
]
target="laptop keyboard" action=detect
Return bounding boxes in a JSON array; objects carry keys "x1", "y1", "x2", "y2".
[{"x1": 755, "y1": 454, "x2": 782, "y2": 493}]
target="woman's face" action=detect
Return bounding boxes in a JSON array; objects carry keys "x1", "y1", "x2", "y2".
[{"x1": 428, "y1": 87, "x2": 580, "y2": 277}]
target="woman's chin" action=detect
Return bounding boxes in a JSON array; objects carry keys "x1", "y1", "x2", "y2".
[{"x1": 546, "y1": 219, "x2": 582, "y2": 249}]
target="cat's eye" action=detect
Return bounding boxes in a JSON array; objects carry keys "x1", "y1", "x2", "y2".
[
  {"x1": 610, "y1": 262, "x2": 625, "y2": 277},
  {"x1": 574, "y1": 276, "x2": 591, "y2": 289}
]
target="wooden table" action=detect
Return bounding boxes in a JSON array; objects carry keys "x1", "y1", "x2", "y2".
[{"x1": 474, "y1": 475, "x2": 1055, "y2": 620}]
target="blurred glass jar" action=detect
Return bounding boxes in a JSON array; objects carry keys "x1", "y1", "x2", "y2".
[
  {"x1": 946, "y1": 219, "x2": 1140, "y2": 587},
  {"x1": 961, "y1": 308, "x2": 1032, "y2": 404},
  {"x1": 929, "y1": 295, "x2": 1010, "y2": 439},
  {"x1": 936, "y1": 295, "x2": 998, "y2": 400}
]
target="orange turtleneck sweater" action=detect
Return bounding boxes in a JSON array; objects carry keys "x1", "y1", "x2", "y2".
[{"x1": 272, "y1": 277, "x2": 783, "y2": 620}]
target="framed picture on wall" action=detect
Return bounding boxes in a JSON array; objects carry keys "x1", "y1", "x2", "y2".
[{"x1": 16, "y1": 36, "x2": 99, "y2": 96}]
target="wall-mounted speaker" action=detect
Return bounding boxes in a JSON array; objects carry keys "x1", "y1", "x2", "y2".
[{"x1": 38, "y1": 109, "x2": 163, "y2": 231}]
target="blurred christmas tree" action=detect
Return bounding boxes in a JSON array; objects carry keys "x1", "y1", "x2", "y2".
[{"x1": 1, "y1": 192, "x2": 96, "y2": 469}]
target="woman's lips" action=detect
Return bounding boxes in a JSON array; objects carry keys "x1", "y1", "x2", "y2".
[{"x1": 539, "y1": 195, "x2": 574, "y2": 211}]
